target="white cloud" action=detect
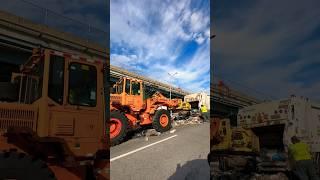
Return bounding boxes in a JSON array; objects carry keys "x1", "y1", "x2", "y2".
[
  {"x1": 141, "y1": 41, "x2": 210, "y2": 93},
  {"x1": 111, "y1": 0, "x2": 210, "y2": 92},
  {"x1": 205, "y1": 29, "x2": 210, "y2": 38},
  {"x1": 190, "y1": 12, "x2": 209, "y2": 32},
  {"x1": 194, "y1": 33, "x2": 206, "y2": 44},
  {"x1": 111, "y1": 54, "x2": 137, "y2": 65}
]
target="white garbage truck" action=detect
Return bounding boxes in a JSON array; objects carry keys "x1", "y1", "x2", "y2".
[
  {"x1": 210, "y1": 95, "x2": 320, "y2": 177},
  {"x1": 184, "y1": 92, "x2": 210, "y2": 110}
]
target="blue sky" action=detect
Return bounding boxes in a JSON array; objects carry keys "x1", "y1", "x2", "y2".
[
  {"x1": 212, "y1": 0, "x2": 320, "y2": 100},
  {"x1": 110, "y1": 0, "x2": 210, "y2": 93}
]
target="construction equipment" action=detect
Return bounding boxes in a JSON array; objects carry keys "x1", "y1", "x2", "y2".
[
  {"x1": 211, "y1": 119, "x2": 260, "y2": 153},
  {"x1": 210, "y1": 96, "x2": 320, "y2": 177},
  {"x1": 184, "y1": 92, "x2": 210, "y2": 110},
  {"x1": 110, "y1": 77, "x2": 180, "y2": 145},
  {"x1": 0, "y1": 48, "x2": 108, "y2": 179},
  {"x1": 172, "y1": 101, "x2": 192, "y2": 120},
  {"x1": 177, "y1": 101, "x2": 192, "y2": 111}
]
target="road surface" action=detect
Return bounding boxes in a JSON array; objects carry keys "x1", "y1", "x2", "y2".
[{"x1": 110, "y1": 122, "x2": 210, "y2": 180}]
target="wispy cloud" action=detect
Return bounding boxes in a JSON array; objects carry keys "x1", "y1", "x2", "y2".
[
  {"x1": 213, "y1": 0, "x2": 320, "y2": 100},
  {"x1": 111, "y1": 0, "x2": 210, "y2": 93}
]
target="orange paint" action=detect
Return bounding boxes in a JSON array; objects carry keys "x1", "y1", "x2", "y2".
[{"x1": 110, "y1": 77, "x2": 181, "y2": 140}]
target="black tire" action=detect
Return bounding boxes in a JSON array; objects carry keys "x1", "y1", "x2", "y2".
[
  {"x1": 152, "y1": 109, "x2": 172, "y2": 132},
  {"x1": 0, "y1": 82, "x2": 18, "y2": 102},
  {"x1": 0, "y1": 151, "x2": 56, "y2": 180},
  {"x1": 110, "y1": 111, "x2": 128, "y2": 146}
]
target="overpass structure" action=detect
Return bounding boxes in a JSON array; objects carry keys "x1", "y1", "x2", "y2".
[
  {"x1": 0, "y1": 10, "x2": 107, "y2": 60},
  {"x1": 211, "y1": 83, "x2": 261, "y2": 124},
  {"x1": 110, "y1": 65, "x2": 190, "y2": 98},
  {"x1": 0, "y1": 10, "x2": 189, "y2": 98},
  {"x1": 212, "y1": 84, "x2": 261, "y2": 108}
]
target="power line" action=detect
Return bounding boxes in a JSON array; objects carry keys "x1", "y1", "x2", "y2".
[{"x1": 18, "y1": 0, "x2": 107, "y2": 33}]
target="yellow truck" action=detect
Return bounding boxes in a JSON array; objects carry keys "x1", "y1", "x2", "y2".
[{"x1": 0, "y1": 48, "x2": 108, "y2": 179}]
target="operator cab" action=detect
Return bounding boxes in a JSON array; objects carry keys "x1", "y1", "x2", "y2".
[
  {"x1": 0, "y1": 48, "x2": 106, "y2": 156},
  {"x1": 111, "y1": 77, "x2": 144, "y2": 111}
]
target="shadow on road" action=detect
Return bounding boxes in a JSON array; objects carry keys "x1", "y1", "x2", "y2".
[{"x1": 168, "y1": 159, "x2": 210, "y2": 180}]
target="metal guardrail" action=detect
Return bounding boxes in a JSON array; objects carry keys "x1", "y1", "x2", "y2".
[
  {"x1": 0, "y1": 0, "x2": 107, "y2": 47},
  {"x1": 211, "y1": 84, "x2": 261, "y2": 107},
  {"x1": 0, "y1": 10, "x2": 107, "y2": 60},
  {"x1": 110, "y1": 65, "x2": 190, "y2": 96}
]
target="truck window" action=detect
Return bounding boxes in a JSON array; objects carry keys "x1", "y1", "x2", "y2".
[
  {"x1": 132, "y1": 81, "x2": 140, "y2": 95},
  {"x1": 112, "y1": 79, "x2": 123, "y2": 94},
  {"x1": 125, "y1": 79, "x2": 130, "y2": 94},
  {"x1": 117, "y1": 80, "x2": 123, "y2": 93},
  {"x1": 68, "y1": 63, "x2": 97, "y2": 107},
  {"x1": 48, "y1": 55, "x2": 64, "y2": 104}
]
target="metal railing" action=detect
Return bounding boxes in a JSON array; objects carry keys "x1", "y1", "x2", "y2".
[
  {"x1": 211, "y1": 83, "x2": 261, "y2": 107},
  {"x1": 110, "y1": 65, "x2": 191, "y2": 96},
  {"x1": 0, "y1": 0, "x2": 107, "y2": 47}
]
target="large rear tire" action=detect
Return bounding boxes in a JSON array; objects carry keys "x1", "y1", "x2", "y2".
[
  {"x1": 0, "y1": 151, "x2": 56, "y2": 180},
  {"x1": 110, "y1": 111, "x2": 128, "y2": 146},
  {"x1": 152, "y1": 109, "x2": 172, "y2": 132}
]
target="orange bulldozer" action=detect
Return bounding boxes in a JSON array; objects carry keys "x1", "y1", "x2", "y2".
[{"x1": 110, "y1": 77, "x2": 181, "y2": 145}]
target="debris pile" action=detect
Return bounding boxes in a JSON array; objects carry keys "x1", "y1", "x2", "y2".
[
  {"x1": 250, "y1": 173, "x2": 288, "y2": 180},
  {"x1": 131, "y1": 129, "x2": 162, "y2": 141},
  {"x1": 259, "y1": 149, "x2": 287, "y2": 162},
  {"x1": 133, "y1": 129, "x2": 161, "y2": 140},
  {"x1": 173, "y1": 116, "x2": 203, "y2": 127},
  {"x1": 170, "y1": 129, "x2": 176, "y2": 134},
  {"x1": 143, "y1": 129, "x2": 161, "y2": 137},
  {"x1": 132, "y1": 115, "x2": 203, "y2": 141},
  {"x1": 257, "y1": 149, "x2": 288, "y2": 171}
]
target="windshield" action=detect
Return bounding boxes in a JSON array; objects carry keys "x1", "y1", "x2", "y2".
[
  {"x1": 68, "y1": 63, "x2": 97, "y2": 107},
  {"x1": 132, "y1": 81, "x2": 140, "y2": 95},
  {"x1": 111, "y1": 79, "x2": 123, "y2": 94}
]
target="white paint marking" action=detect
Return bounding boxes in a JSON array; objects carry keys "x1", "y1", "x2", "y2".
[{"x1": 110, "y1": 135, "x2": 178, "y2": 162}]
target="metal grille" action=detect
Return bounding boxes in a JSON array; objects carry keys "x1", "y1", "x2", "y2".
[
  {"x1": 0, "y1": 105, "x2": 36, "y2": 131},
  {"x1": 55, "y1": 124, "x2": 74, "y2": 136},
  {"x1": 110, "y1": 95, "x2": 121, "y2": 104}
]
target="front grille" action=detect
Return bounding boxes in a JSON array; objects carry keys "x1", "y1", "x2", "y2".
[
  {"x1": 54, "y1": 120, "x2": 74, "y2": 136},
  {"x1": 0, "y1": 103, "x2": 37, "y2": 131},
  {"x1": 110, "y1": 95, "x2": 121, "y2": 103}
]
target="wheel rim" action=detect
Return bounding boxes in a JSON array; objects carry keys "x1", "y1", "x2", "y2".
[
  {"x1": 110, "y1": 118, "x2": 122, "y2": 139},
  {"x1": 160, "y1": 114, "x2": 169, "y2": 127}
]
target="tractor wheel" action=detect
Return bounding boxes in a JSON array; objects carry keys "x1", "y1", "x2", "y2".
[
  {"x1": 0, "y1": 151, "x2": 56, "y2": 180},
  {"x1": 110, "y1": 111, "x2": 128, "y2": 146},
  {"x1": 0, "y1": 82, "x2": 18, "y2": 102},
  {"x1": 152, "y1": 109, "x2": 172, "y2": 132}
]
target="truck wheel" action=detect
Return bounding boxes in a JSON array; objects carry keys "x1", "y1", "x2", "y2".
[
  {"x1": 0, "y1": 151, "x2": 56, "y2": 180},
  {"x1": 110, "y1": 111, "x2": 128, "y2": 146},
  {"x1": 152, "y1": 109, "x2": 172, "y2": 132},
  {"x1": 0, "y1": 82, "x2": 18, "y2": 102}
]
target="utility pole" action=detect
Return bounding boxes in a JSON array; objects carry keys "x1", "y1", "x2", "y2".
[
  {"x1": 167, "y1": 72, "x2": 178, "y2": 100},
  {"x1": 167, "y1": 72, "x2": 178, "y2": 118}
]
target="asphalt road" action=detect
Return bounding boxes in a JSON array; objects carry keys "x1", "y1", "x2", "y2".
[{"x1": 110, "y1": 122, "x2": 210, "y2": 180}]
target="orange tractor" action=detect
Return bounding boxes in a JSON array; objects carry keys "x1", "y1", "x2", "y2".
[
  {"x1": 110, "y1": 77, "x2": 181, "y2": 145},
  {"x1": 0, "y1": 48, "x2": 108, "y2": 179}
]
